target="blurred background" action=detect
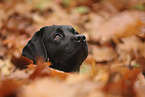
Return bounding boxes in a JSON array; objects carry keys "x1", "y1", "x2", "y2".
[
  {"x1": 0, "y1": 0, "x2": 145, "y2": 75},
  {"x1": 0, "y1": 0, "x2": 145, "y2": 97}
]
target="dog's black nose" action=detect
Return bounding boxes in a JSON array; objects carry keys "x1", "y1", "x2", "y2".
[{"x1": 74, "y1": 35, "x2": 86, "y2": 42}]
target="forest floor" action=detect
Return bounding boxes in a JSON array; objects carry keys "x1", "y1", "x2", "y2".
[{"x1": 0, "y1": 0, "x2": 145, "y2": 97}]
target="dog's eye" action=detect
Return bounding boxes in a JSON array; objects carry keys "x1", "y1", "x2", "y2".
[{"x1": 54, "y1": 34, "x2": 61, "y2": 40}]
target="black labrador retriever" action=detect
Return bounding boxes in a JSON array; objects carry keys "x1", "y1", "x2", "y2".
[{"x1": 22, "y1": 25, "x2": 88, "y2": 72}]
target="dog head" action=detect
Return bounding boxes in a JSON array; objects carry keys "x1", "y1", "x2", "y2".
[{"x1": 22, "y1": 25, "x2": 88, "y2": 72}]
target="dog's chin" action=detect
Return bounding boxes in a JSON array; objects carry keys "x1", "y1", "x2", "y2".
[
  {"x1": 68, "y1": 48, "x2": 88, "y2": 71},
  {"x1": 64, "y1": 43, "x2": 88, "y2": 71},
  {"x1": 50, "y1": 43, "x2": 88, "y2": 72}
]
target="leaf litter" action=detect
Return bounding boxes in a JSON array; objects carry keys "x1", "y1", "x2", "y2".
[{"x1": 0, "y1": 0, "x2": 145, "y2": 97}]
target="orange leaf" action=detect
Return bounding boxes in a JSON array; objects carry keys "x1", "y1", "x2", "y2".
[
  {"x1": 26, "y1": 64, "x2": 36, "y2": 70},
  {"x1": 103, "y1": 68, "x2": 141, "y2": 97},
  {"x1": 49, "y1": 68, "x2": 70, "y2": 80},
  {"x1": 29, "y1": 58, "x2": 69, "y2": 80},
  {"x1": 0, "y1": 79, "x2": 21, "y2": 97}
]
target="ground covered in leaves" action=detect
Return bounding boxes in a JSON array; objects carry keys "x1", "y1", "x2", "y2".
[{"x1": 0, "y1": 0, "x2": 145, "y2": 97}]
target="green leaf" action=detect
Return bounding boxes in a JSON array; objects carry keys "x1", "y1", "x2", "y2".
[
  {"x1": 62, "y1": 0, "x2": 70, "y2": 7},
  {"x1": 133, "y1": 4, "x2": 145, "y2": 10},
  {"x1": 75, "y1": 6, "x2": 90, "y2": 14},
  {"x1": 34, "y1": 0, "x2": 51, "y2": 10},
  {"x1": 80, "y1": 64, "x2": 91, "y2": 74},
  {"x1": 133, "y1": 64, "x2": 140, "y2": 68}
]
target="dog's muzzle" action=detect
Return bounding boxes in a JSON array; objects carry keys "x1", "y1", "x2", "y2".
[{"x1": 74, "y1": 35, "x2": 86, "y2": 43}]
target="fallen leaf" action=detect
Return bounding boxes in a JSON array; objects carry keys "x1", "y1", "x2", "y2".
[
  {"x1": 29, "y1": 58, "x2": 69, "y2": 80},
  {"x1": 91, "y1": 45, "x2": 117, "y2": 62},
  {"x1": 0, "y1": 79, "x2": 22, "y2": 97},
  {"x1": 103, "y1": 68, "x2": 141, "y2": 97},
  {"x1": 89, "y1": 11, "x2": 145, "y2": 43}
]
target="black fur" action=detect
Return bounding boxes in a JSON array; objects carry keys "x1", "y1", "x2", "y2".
[{"x1": 22, "y1": 25, "x2": 88, "y2": 72}]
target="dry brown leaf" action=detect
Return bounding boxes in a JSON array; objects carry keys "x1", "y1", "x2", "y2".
[
  {"x1": 103, "y1": 68, "x2": 141, "y2": 97},
  {"x1": 29, "y1": 59, "x2": 69, "y2": 80},
  {"x1": 19, "y1": 78, "x2": 74, "y2": 97},
  {"x1": 2, "y1": 13, "x2": 33, "y2": 34},
  {"x1": 19, "y1": 77, "x2": 99, "y2": 97},
  {"x1": 0, "y1": 79, "x2": 22, "y2": 97},
  {"x1": 29, "y1": 59, "x2": 51, "y2": 80},
  {"x1": 91, "y1": 45, "x2": 117, "y2": 62},
  {"x1": 136, "y1": 56, "x2": 145, "y2": 75},
  {"x1": 11, "y1": 55, "x2": 33, "y2": 69},
  {"x1": 49, "y1": 68, "x2": 70, "y2": 80},
  {"x1": 5, "y1": 69, "x2": 29, "y2": 80},
  {"x1": 89, "y1": 11, "x2": 145, "y2": 43},
  {"x1": 116, "y1": 36, "x2": 145, "y2": 70},
  {"x1": 26, "y1": 64, "x2": 37, "y2": 70},
  {"x1": 134, "y1": 74, "x2": 145, "y2": 97},
  {"x1": 0, "y1": 59, "x2": 15, "y2": 76}
]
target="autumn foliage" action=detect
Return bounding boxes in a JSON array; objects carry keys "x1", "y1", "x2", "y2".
[{"x1": 0, "y1": 0, "x2": 145, "y2": 97}]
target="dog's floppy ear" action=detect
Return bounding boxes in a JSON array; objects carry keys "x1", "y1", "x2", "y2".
[{"x1": 22, "y1": 27, "x2": 48, "y2": 63}]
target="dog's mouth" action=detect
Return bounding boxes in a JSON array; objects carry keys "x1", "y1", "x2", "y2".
[
  {"x1": 61, "y1": 42, "x2": 88, "y2": 72},
  {"x1": 66, "y1": 41, "x2": 88, "y2": 59}
]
